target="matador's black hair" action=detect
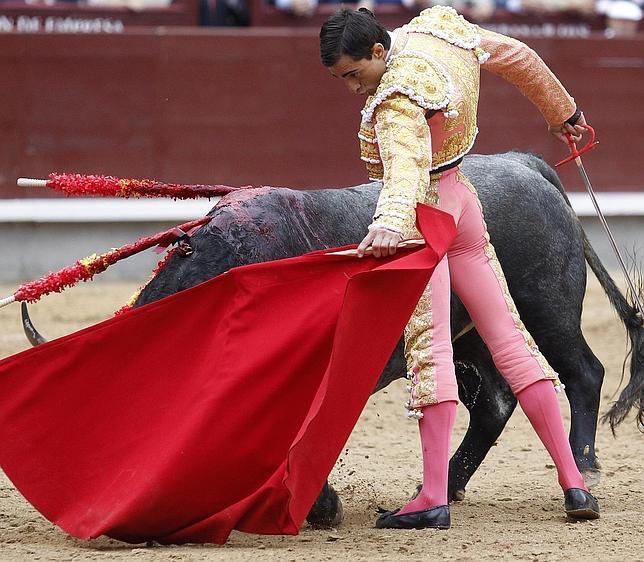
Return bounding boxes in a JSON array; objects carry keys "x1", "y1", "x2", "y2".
[{"x1": 319, "y1": 8, "x2": 391, "y2": 67}]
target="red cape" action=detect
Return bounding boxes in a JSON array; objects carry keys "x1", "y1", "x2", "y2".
[{"x1": 0, "y1": 205, "x2": 454, "y2": 544}]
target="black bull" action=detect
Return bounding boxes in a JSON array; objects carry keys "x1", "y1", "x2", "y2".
[{"x1": 136, "y1": 151, "x2": 644, "y2": 526}]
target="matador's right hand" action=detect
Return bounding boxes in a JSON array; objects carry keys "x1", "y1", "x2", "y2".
[
  {"x1": 549, "y1": 112, "x2": 588, "y2": 145},
  {"x1": 357, "y1": 227, "x2": 404, "y2": 259}
]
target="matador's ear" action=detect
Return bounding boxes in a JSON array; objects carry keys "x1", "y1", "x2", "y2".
[{"x1": 372, "y1": 43, "x2": 386, "y2": 59}]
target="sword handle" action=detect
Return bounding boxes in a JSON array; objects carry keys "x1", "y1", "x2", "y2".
[{"x1": 555, "y1": 124, "x2": 599, "y2": 167}]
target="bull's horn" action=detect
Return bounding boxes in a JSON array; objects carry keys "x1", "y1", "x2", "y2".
[{"x1": 21, "y1": 302, "x2": 48, "y2": 346}]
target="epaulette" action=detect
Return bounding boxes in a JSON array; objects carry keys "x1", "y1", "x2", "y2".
[
  {"x1": 360, "y1": 51, "x2": 455, "y2": 124},
  {"x1": 403, "y1": 6, "x2": 489, "y2": 64}
]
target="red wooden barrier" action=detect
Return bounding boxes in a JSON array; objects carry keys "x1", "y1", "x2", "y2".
[{"x1": 1, "y1": 29, "x2": 642, "y2": 198}]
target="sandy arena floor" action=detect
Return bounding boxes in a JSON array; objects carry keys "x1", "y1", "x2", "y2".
[{"x1": 0, "y1": 277, "x2": 642, "y2": 561}]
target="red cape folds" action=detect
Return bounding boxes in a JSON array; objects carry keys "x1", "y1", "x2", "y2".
[{"x1": 0, "y1": 205, "x2": 455, "y2": 544}]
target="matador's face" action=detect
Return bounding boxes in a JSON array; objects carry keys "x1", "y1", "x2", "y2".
[{"x1": 328, "y1": 43, "x2": 388, "y2": 96}]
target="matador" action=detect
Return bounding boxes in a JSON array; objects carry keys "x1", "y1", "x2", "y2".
[{"x1": 320, "y1": 6, "x2": 600, "y2": 529}]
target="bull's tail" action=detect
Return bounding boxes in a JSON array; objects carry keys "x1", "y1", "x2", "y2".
[
  {"x1": 525, "y1": 152, "x2": 644, "y2": 432},
  {"x1": 583, "y1": 231, "x2": 644, "y2": 432}
]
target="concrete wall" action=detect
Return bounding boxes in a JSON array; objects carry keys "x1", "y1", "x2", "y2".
[
  {"x1": 0, "y1": 198, "x2": 214, "y2": 283},
  {"x1": 1, "y1": 195, "x2": 642, "y2": 284}
]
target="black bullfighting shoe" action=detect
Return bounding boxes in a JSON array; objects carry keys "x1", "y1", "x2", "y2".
[
  {"x1": 375, "y1": 505, "x2": 451, "y2": 530},
  {"x1": 564, "y1": 488, "x2": 600, "y2": 519}
]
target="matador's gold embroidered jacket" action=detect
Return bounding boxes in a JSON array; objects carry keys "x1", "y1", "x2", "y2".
[{"x1": 360, "y1": 6, "x2": 577, "y2": 237}]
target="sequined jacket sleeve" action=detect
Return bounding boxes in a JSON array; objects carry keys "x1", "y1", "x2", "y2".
[
  {"x1": 371, "y1": 94, "x2": 432, "y2": 237},
  {"x1": 479, "y1": 28, "x2": 577, "y2": 127}
]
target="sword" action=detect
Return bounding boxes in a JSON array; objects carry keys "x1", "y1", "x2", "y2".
[{"x1": 556, "y1": 124, "x2": 644, "y2": 323}]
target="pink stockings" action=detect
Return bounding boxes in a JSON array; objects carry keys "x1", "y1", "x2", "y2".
[
  {"x1": 517, "y1": 380, "x2": 587, "y2": 491},
  {"x1": 399, "y1": 400, "x2": 457, "y2": 514},
  {"x1": 398, "y1": 168, "x2": 585, "y2": 514},
  {"x1": 400, "y1": 379, "x2": 588, "y2": 514},
  {"x1": 399, "y1": 382, "x2": 587, "y2": 515}
]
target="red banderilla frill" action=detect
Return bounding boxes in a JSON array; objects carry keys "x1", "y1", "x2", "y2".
[{"x1": 17, "y1": 174, "x2": 251, "y2": 199}]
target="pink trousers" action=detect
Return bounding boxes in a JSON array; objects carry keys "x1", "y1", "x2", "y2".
[{"x1": 405, "y1": 167, "x2": 560, "y2": 412}]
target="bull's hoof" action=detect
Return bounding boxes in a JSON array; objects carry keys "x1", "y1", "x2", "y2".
[
  {"x1": 451, "y1": 489, "x2": 466, "y2": 502},
  {"x1": 306, "y1": 483, "x2": 344, "y2": 529},
  {"x1": 581, "y1": 468, "x2": 601, "y2": 489}
]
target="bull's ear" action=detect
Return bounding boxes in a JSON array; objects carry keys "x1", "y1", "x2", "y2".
[{"x1": 21, "y1": 302, "x2": 47, "y2": 347}]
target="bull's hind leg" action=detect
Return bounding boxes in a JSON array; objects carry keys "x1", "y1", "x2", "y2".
[
  {"x1": 540, "y1": 335, "x2": 604, "y2": 488},
  {"x1": 448, "y1": 332, "x2": 517, "y2": 501}
]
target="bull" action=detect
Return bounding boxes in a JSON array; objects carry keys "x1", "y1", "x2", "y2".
[{"x1": 25, "y1": 151, "x2": 644, "y2": 528}]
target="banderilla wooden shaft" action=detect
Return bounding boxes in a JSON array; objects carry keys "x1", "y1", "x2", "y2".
[
  {"x1": 17, "y1": 178, "x2": 48, "y2": 188},
  {"x1": 0, "y1": 295, "x2": 16, "y2": 309}
]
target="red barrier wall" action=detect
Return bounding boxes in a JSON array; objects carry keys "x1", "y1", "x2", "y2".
[{"x1": 2, "y1": 29, "x2": 643, "y2": 198}]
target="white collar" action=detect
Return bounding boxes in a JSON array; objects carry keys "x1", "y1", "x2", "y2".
[{"x1": 385, "y1": 30, "x2": 399, "y2": 63}]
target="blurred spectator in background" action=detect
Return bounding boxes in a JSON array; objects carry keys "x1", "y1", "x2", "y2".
[
  {"x1": 85, "y1": 0, "x2": 173, "y2": 6},
  {"x1": 271, "y1": 0, "x2": 496, "y2": 21},
  {"x1": 201, "y1": 0, "x2": 249, "y2": 24},
  {"x1": 391, "y1": 0, "x2": 495, "y2": 21},
  {"x1": 597, "y1": 0, "x2": 642, "y2": 35},
  {"x1": 271, "y1": 0, "x2": 322, "y2": 18},
  {"x1": 24, "y1": 0, "x2": 77, "y2": 4},
  {"x1": 500, "y1": 0, "x2": 596, "y2": 16}
]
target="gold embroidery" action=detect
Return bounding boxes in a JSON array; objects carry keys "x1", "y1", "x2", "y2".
[
  {"x1": 400, "y1": 174, "x2": 440, "y2": 240},
  {"x1": 403, "y1": 32, "x2": 480, "y2": 169},
  {"x1": 405, "y1": 283, "x2": 439, "y2": 409},
  {"x1": 457, "y1": 171, "x2": 561, "y2": 387},
  {"x1": 403, "y1": 174, "x2": 443, "y2": 411},
  {"x1": 368, "y1": 94, "x2": 432, "y2": 236},
  {"x1": 405, "y1": 6, "x2": 483, "y2": 51},
  {"x1": 361, "y1": 51, "x2": 453, "y2": 124},
  {"x1": 443, "y1": 100, "x2": 466, "y2": 133},
  {"x1": 425, "y1": 174, "x2": 440, "y2": 207},
  {"x1": 358, "y1": 121, "x2": 377, "y2": 143},
  {"x1": 360, "y1": 138, "x2": 381, "y2": 163},
  {"x1": 359, "y1": 10, "x2": 483, "y2": 231},
  {"x1": 360, "y1": 120, "x2": 384, "y2": 180},
  {"x1": 359, "y1": 36, "x2": 481, "y2": 216},
  {"x1": 366, "y1": 161, "x2": 384, "y2": 181},
  {"x1": 432, "y1": 132, "x2": 466, "y2": 165}
]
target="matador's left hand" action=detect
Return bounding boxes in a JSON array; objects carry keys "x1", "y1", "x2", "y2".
[{"x1": 357, "y1": 227, "x2": 403, "y2": 258}]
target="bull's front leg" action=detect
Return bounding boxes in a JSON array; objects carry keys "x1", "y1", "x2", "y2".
[{"x1": 306, "y1": 481, "x2": 344, "y2": 528}]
